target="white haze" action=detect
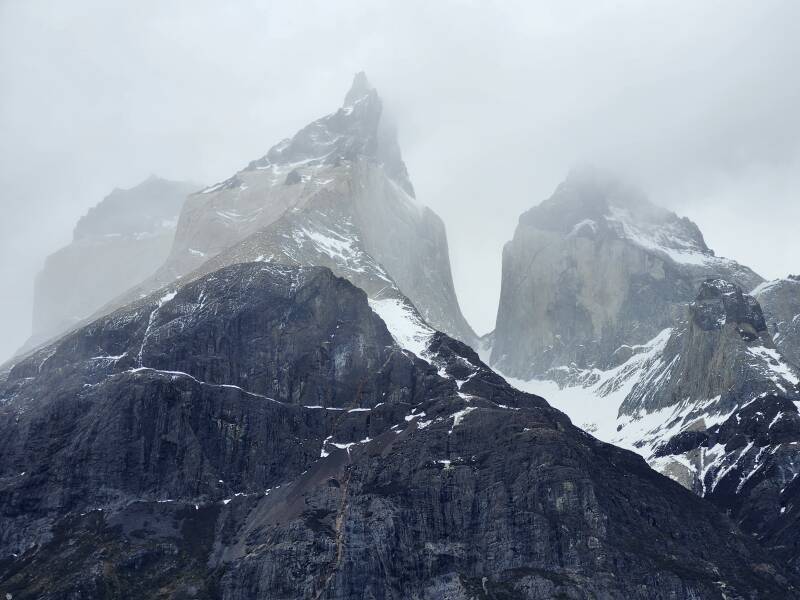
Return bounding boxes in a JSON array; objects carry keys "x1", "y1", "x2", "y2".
[{"x1": 1, "y1": 0, "x2": 799, "y2": 362}]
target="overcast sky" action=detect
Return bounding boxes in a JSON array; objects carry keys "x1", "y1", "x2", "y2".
[{"x1": 1, "y1": 0, "x2": 799, "y2": 362}]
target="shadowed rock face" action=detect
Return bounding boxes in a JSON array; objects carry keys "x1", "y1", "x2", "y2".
[
  {"x1": 754, "y1": 275, "x2": 800, "y2": 368},
  {"x1": 0, "y1": 263, "x2": 796, "y2": 598},
  {"x1": 97, "y1": 73, "x2": 476, "y2": 348},
  {"x1": 491, "y1": 168, "x2": 762, "y2": 381},
  {"x1": 28, "y1": 176, "x2": 198, "y2": 351},
  {"x1": 693, "y1": 279, "x2": 767, "y2": 334},
  {"x1": 652, "y1": 393, "x2": 800, "y2": 570}
]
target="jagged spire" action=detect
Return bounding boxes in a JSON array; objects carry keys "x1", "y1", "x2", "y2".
[{"x1": 344, "y1": 71, "x2": 373, "y2": 106}]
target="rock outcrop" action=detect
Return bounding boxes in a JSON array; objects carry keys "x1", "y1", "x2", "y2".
[
  {"x1": 28, "y1": 175, "x2": 198, "y2": 350},
  {"x1": 0, "y1": 263, "x2": 794, "y2": 598},
  {"x1": 619, "y1": 278, "x2": 795, "y2": 419},
  {"x1": 491, "y1": 168, "x2": 762, "y2": 381},
  {"x1": 492, "y1": 171, "x2": 800, "y2": 572},
  {"x1": 520, "y1": 277, "x2": 800, "y2": 569},
  {"x1": 754, "y1": 275, "x2": 800, "y2": 368}
]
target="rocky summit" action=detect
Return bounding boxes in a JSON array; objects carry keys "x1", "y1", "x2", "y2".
[
  {"x1": 1, "y1": 262, "x2": 795, "y2": 599},
  {"x1": 97, "y1": 72, "x2": 476, "y2": 349},
  {"x1": 491, "y1": 167, "x2": 761, "y2": 381},
  {"x1": 28, "y1": 176, "x2": 199, "y2": 352},
  {"x1": 489, "y1": 170, "x2": 800, "y2": 585}
]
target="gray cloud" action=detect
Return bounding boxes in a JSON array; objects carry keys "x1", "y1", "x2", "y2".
[{"x1": 2, "y1": 0, "x2": 799, "y2": 361}]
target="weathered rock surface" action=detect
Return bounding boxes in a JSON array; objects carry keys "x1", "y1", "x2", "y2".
[
  {"x1": 651, "y1": 392, "x2": 800, "y2": 573},
  {"x1": 0, "y1": 263, "x2": 794, "y2": 598},
  {"x1": 506, "y1": 267, "x2": 800, "y2": 579},
  {"x1": 754, "y1": 275, "x2": 800, "y2": 369},
  {"x1": 100, "y1": 72, "x2": 476, "y2": 347},
  {"x1": 28, "y1": 175, "x2": 198, "y2": 351},
  {"x1": 619, "y1": 278, "x2": 796, "y2": 418},
  {"x1": 491, "y1": 168, "x2": 762, "y2": 381},
  {"x1": 487, "y1": 169, "x2": 800, "y2": 577},
  {"x1": 535, "y1": 278, "x2": 800, "y2": 570}
]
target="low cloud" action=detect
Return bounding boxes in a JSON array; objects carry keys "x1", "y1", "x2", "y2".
[{"x1": 1, "y1": 0, "x2": 798, "y2": 358}]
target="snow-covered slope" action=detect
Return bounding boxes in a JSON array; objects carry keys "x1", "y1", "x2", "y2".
[
  {"x1": 505, "y1": 327, "x2": 674, "y2": 445},
  {"x1": 509, "y1": 278, "x2": 800, "y2": 551},
  {"x1": 99, "y1": 72, "x2": 476, "y2": 347},
  {"x1": 5, "y1": 262, "x2": 793, "y2": 597},
  {"x1": 513, "y1": 280, "x2": 799, "y2": 467}
]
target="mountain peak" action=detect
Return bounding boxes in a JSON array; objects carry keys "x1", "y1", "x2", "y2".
[
  {"x1": 563, "y1": 164, "x2": 633, "y2": 192},
  {"x1": 344, "y1": 71, "x2": 374, "y2": 106},
  {"x1": 73, "y1": 176, "x2": 196, "y2": 241},
  {"x1": 235, "y1": 70, "x2": 414, "y2": 196},
  {"x1": 520, "y1": 168, "x2": 676, "y2": 240}
]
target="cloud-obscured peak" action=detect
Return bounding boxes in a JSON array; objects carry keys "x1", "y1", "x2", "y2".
[
  {"x1": 1, "y1": 0, "x2": 799, "y2": 354},
  {"x1": 344, "y1": 71, "x2": 373, "y2": 106}
]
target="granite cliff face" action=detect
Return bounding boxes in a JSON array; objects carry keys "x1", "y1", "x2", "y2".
[
  {"x1": 491, "y1": 172, "x2": 800, "y2": 572},
  {"x1": 754, "y1": 275, "x2": 800, "y2": 368},
  {"x1": 102, "y1": 73, "x2": 476, "y2": 348},
  {"x1": 624, "y1": 281, "x2": 800, "y2": 565},
  {"x1": 28, "y1": 176, "x2": 198, "y2": 351},
  {"x1": 618, "y1": 278, "x2": 795, "y2": 419},
  {"x1": 1, "y1": 263, "x2": 794, "y2": 598},
  {"x1": 491, "y1": 168, "x2": 762, "y2": 381}
]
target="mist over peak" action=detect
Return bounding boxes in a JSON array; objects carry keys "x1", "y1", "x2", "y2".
[
  {"x1": 343, "y1": 71, "x2": 374, "y2": 106},
  {"x1": 2, "y1": 0, "x2": 799, "y2": 349},
  {"x1": 3, "y1": 5, "x2": 800, "y2": 596}
]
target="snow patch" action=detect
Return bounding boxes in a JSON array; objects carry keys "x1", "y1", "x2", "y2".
[
  {"x1": 369, "y1": 297, "x2": 434, "y2": 357},
  {"x1": 448, "y1": 406, "x2": 477, "y2": 434}
]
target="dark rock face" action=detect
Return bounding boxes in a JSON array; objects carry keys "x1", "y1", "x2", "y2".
[
  {"x1": 754, "y1": 275, "x2": 800, "y2": 368},
  {"x1": 10, "y1": 264, "x2": 443, "y2": 412},
  {"x1": 0, "y1": 263, "x2": 794, "y2": 598},
  {"x1": 284, "y1": 169, "x2": 302, "y2": 185},
  {"x1": 29, "y1": 176, "x2": 199, "y2": 351},
  {"x1": 491, "y1": 168, "x2": 762, "y2": 380},
  {"x1": 693, "y1": 279, "x2": 767, "y2": 336},
  {"x1": 652, "y1": 394, "x2": 800, "y2": 573},
  {"x1": 215, "y1": 409, "x2": 791, "y2": 600}
]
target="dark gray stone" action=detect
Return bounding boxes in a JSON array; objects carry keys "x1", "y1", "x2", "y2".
[{"x1": 0, "y1": 263, "x2": 795, "y2": 598}]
